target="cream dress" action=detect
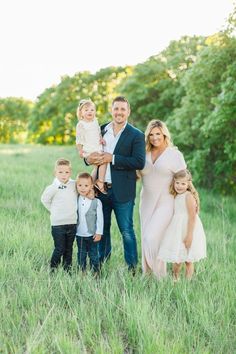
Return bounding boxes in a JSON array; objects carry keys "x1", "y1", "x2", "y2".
[
  {"x1": 139, "y1": 147, "x2": 186, "y2": 278},
  {"x1": 158, "y1": 191, "x2": 207, "y2": 263},
  {"x1": 76, "y1": 118, "x2": 102, "y2": 157}
]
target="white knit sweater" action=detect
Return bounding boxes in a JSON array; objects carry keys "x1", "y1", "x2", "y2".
[{"x1": 41, "y1": 178, "x2": 77, "y2": 226}]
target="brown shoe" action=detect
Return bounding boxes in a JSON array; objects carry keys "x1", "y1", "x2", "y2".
[{"x1": 94, "y1": 180, "x2": 107, "y2": 194}]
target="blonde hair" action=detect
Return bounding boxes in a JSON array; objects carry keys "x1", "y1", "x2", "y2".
[
  {"x1": 76, "y1": 99, "x2": 95, "y2": 119},
  {"x1": 76, "y1": 172, "x2": 93, "y2": 185},
  {"x1": 145, "y1": 119, "x2": 173, "y2": 152},
  {"x1": 55, "y1": 158, "x2": 71, "y2": 169},
  {"x1": 170, "y1": 169, "x2": 200, "y2": 211}
]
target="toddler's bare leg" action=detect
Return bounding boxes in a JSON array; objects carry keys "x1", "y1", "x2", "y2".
[
  {"x1": 173, "y1": 263, "x2": 182, "y2": 281},
  {"x1": 185, "y1": 262, "x2": 194, "y2": 280},
  {"x1": 91, "y1": 167, "x2": 98, "y2": 182},
  {"x1": 98, "y1": 163, "x2": 107, "y2": 183}
]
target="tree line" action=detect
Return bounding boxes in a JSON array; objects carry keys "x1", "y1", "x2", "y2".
[{"x1": 0, "y1": 12, "x2": 235, "y2": 194}]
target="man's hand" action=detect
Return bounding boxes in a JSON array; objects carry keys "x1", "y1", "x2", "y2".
[
  {"x1": 93, "y1": 234, "x2": 101, "y2": 242},
  {"x1": 102, "y1": 152, "x2": 113, "y2": 164},
  {"x1": 86, "y1": 152, "x2": 104, "y2": 166}
]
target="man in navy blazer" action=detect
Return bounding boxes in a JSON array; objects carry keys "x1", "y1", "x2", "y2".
[{"x1": 87, "y1": 96, "x2": 145, "y2": 272}]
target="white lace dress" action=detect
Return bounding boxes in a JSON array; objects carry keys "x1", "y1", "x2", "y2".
[
  {"x1": 76, "y1": 118, "x2": 102, "y2": 157},
  {"x1": 158, "y1": 191, "x2": 207, "y2": 263}
]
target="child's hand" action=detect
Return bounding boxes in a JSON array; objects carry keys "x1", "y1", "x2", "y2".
[
  {"x1": 184, "y1": 235, "x2": 193, "y2": 249},
  {"x1": 79, "y1": 150, "x2": 84, "y2": 158},
  {"x1": 136, "y1": 170, "x2": 142, "y2": 180},
  {"x1": 87, "y1": 189, "x2": 95, "y2": 199},
  {"x1": 93, "y1": 234, "x2": 101, "y2": 242},
  {"x1": 100, "y1": 138, "x2": 106, "y2": 145}
]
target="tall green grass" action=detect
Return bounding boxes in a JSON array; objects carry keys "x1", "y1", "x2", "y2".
[{"x1": 0, "y1": 144, "x2": 235, "y2": 353}]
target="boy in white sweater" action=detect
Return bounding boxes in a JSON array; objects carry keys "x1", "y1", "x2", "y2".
[{"x1": 41, "y1": 158, "x2": 77, "y2": 272}]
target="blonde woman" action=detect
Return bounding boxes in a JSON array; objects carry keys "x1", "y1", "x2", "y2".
[{"x1": 139, "y1": 120, "x2": 186, "y2": 279}]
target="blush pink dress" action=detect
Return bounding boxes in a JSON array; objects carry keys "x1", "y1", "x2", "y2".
[{"x1": 139, "y1": 147, "x2": 186, "y2": 279}]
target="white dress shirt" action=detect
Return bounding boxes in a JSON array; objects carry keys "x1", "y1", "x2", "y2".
[
  {"x1": 76, "y1": 196, "x2": 103, "y2": 237},
  {"x1": 103, "y1": 122, "x2": 127, "y2": 183}
]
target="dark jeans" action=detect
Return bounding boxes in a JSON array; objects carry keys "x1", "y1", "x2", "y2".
[
  {"x1": 98, "y1": 187, "x2": 138, "y2": 269},
  {"x1": 51, "y1": 224, "x2": 76, "y2": 271},
  {"x1": 76, "y1": 236, "x2": 100, "y2": 273}
]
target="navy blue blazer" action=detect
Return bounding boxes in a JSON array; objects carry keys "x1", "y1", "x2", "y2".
[{"x1": 101, "y1": 123, "x2": 145, "y2": 203}]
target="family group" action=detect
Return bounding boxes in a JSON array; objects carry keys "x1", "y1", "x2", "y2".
[{"x1": 41, "y1": 96, "x2": 206, "y2": 281}]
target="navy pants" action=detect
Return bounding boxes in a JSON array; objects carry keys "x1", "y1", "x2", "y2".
[
  {"x1": 51, "y1": 224, "x2": 76, "y2": 271},
  {"x1": 98, "y1": 187, "x2": 138, "y2": 269},
  {"x1": 76, "y1": 236, "x2": 100, "y2": 273}
]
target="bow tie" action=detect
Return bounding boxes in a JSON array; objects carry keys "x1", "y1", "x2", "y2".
[{"x1": 58, "y1": 185, "x2": 67, "y2": 189}]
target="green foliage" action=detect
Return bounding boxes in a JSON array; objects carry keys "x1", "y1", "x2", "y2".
[
  {"x1": 0, "y1": 97, "x2": 32, "y2": 143},
  {"x1": 167, "y1": 34, "x2": 236, "y2": 194},
  {"x1": 28, "y1": 73, "x2": 91, "y2": 145},
  {"x1": 119, "y1": 36, "x2": 206, "y2": 130},
  {"x1": 28, "y1": 67, "x2": 131, "y2": 144},
  {"x1": 204, "y1": 60, "x2": 236, "y2": 193}
]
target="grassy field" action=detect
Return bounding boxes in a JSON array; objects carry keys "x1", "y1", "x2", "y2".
[{"x1": 0, "y1": 144, "x2": 235, "y2": 354}]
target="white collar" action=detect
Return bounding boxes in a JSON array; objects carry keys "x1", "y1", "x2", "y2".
[
  {"x1": 54, "y1": 178, "x2": 73, "y2": 187},
  {"x1": 105, "y1": 121, "x2": 127, "y2": 133}
]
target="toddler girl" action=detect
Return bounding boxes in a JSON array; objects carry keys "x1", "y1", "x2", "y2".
[
  {"x1": 76, "y1": 99, "x2": 107, "y2": 193},
  {"x1": 158, "y1": 169, "x2": 206, "y2": 280}
]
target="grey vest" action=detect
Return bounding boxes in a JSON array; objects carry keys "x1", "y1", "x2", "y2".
[{"x1": 77, "y1": 198, "x2": 98, "y2": 235}]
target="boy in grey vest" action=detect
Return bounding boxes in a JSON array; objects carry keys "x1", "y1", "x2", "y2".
[{"x1": 76, "y1": 172, "x2": 103, "y2": 274}]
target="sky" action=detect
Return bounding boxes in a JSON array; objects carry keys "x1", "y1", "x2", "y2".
[{"x1": 0, "y1": 0, "x2": 234, "y2": 101}]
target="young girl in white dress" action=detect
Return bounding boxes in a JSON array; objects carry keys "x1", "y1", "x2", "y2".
[
  {"x1": 76, "y1": 99, "x2": 107, "y2": 194},
  {"x1": 158, "y1": 169, "x2": 206, "y2": 280}
]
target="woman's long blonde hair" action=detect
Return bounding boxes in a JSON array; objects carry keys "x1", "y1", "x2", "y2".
[
  {"x1": 170, "y1": 169, "x2": 200, "y2": 211},
  {"x1": 145, "y1": 119, "x2": 173, "y2": 152}
]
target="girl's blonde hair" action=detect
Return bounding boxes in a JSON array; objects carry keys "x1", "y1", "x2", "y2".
[
  {"x1": 145, "y1": 119, "x2": 173, "y2": 152},
  {"x1": 76, "y1": 99, "x2": 95, "y2": 119},
  {"x1": 170, "y1": 169, "x2": 200, "y2": 211}
]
